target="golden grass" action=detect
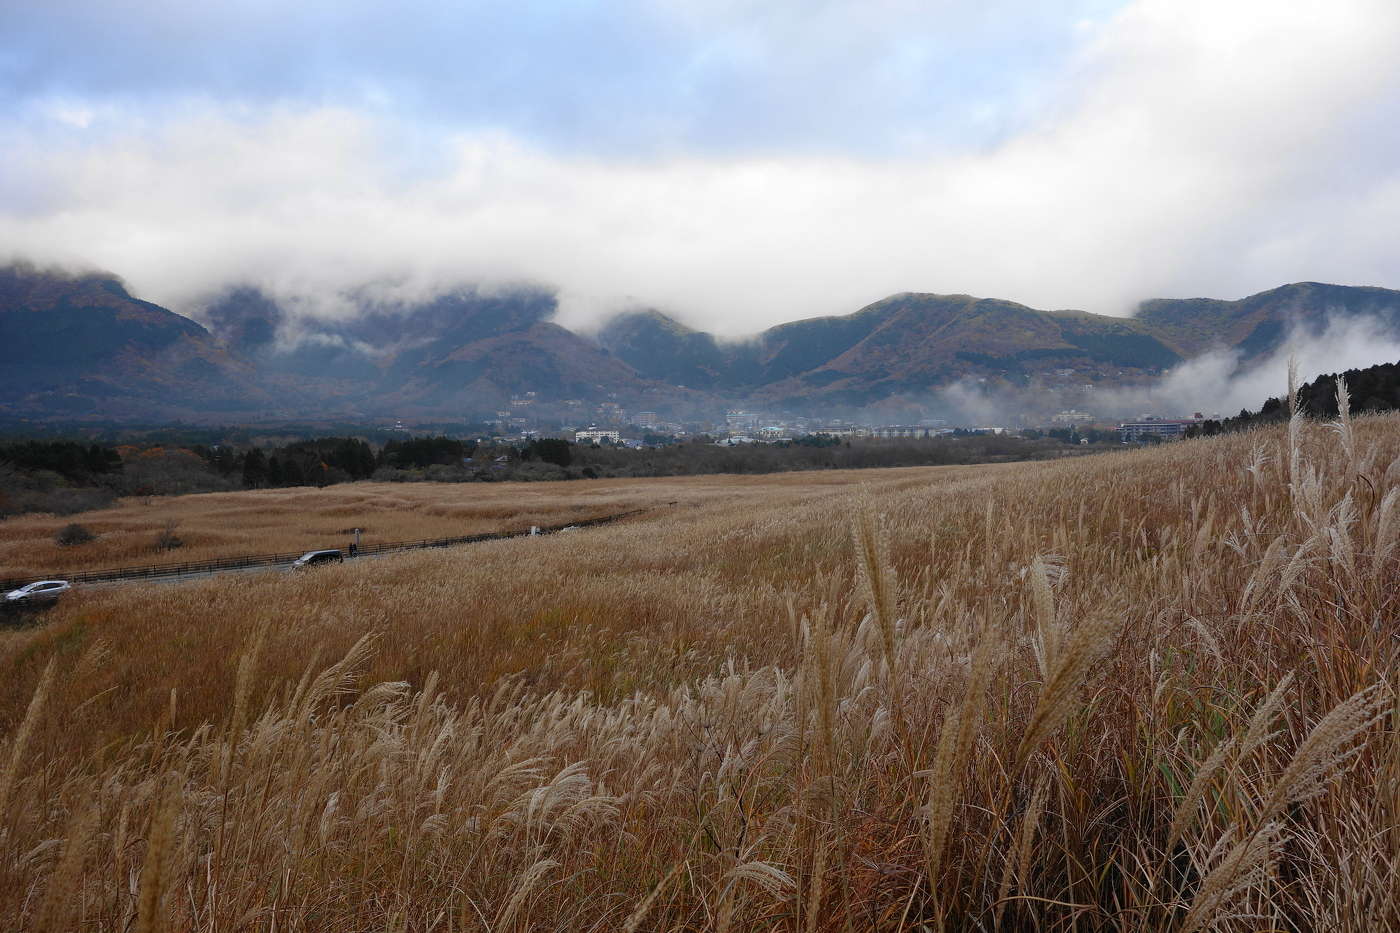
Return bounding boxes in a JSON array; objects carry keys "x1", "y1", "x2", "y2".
[
  {"x1": 1, "y1": 414, "x2": 1398, "y2": 930},
  {"x1": 0, "y1": 467, "x2": 954, "y2": 579}
]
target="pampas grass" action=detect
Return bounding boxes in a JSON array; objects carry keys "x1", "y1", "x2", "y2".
[
  {"x1": 0, "y1": 658, "x2": 54, "y2": 821},
  {"x1": 1, "y1": 411, "x2": 1398, "y2": 930},
  {"x1": 1257, "y1": 684, "x2": 1389, "y2": 824},
  {"x1": 1013, "y1": 610, "x2": 1117, "y2": 771},
  {"x1": 135, "y1": 776, "x2": 182, "y2": 933},
  {"x1": 1179, "y1": 822, "x2": 1282, "y2": 933}
]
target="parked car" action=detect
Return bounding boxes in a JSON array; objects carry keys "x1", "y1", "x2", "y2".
[
  {"x1": 290, "y1": 549, "x2": 344, "y2": 570},
  {"x1": 4, "y1": 580, "x2": 72, "y2": 605}
]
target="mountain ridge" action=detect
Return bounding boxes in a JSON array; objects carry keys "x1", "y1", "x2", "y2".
[
  {"x1": 0, "y1": 264, "x2": 270, "y2": 419},
  {"x1": 5, "y1": 263, "x2": 1400, "y2": 421}
]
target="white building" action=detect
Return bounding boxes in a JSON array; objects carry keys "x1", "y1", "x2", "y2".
[
  {"x1": 575, "y1": 427, "x2": 621, "y2": 444},
  {"x1": 871, "y1": 425, "x2": 940, "y2": 439},
  {"x1": 1118, "y1": 415, "x2": 1201, "y2": 442},
  {"x1": 726, "y1": 410, "x2": 760, "y2": 432},
  {"x1": 1051, "y1": 409, "x2": 1097, "y2": 425}
]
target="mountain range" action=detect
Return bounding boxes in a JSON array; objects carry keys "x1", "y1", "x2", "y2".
[{"x1": 3, "y1": 262, "x2": 1399, "y2": 422}]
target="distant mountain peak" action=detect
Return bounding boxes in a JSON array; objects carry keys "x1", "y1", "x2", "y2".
[
  {"x1": 6, "y1": 264, "x2": 1400, "y2": 421},
  {"x1": 0, "y1": 263, "x2": 262, "y2": 420},
  {"x1": 1136, "y1": 280, "x2": 1400, "y2": 357}
]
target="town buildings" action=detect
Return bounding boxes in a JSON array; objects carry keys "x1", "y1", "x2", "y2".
[{"x1": 1118, "y1": 414, "x2": 1204, "y2": 442}]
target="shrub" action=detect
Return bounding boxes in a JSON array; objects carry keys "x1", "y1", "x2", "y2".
[
  {"x1": 154, "y1": 520, "x2": 183, "y2": 552},
  {"x1": 54, "y1": 522, "x2": 95, "y2": 546},
  {"x1": 424, "y1": 463, "x2": 469, "y2": 483},
  {"x1": 512, "y1": 461, "x2": 568, "y2": 482},
  {"x1": 47, "y1": 487, "x2": 118, "y2": 515}
]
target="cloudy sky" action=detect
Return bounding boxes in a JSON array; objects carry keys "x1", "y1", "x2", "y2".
[{"x1": 3, "y1": 0, "x2": 1400, "y2": 333}]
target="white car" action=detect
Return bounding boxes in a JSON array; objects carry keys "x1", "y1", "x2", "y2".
[{"x1": 4, "y1": 580, "x2": 72, "y2": 604}]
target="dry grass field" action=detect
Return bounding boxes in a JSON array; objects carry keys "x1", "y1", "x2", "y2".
[
  {"x1": 0, "y1": 469, "x2": 952, "y2": 580},
  {"x1": 2, "y1": 402, "x2": 1398, "y2": 930}
]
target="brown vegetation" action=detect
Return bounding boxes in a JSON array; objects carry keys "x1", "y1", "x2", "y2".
[
  {"x1": 0, "y1": 406, "x2": 1398, "y2": 930},
  {"x1": 0, "y1": 468, "x2": 923, "y2": 579}
]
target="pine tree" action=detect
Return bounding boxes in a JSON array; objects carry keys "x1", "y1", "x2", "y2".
[{"x1": 241, "y1": 448, "x2": 267, "y2": 488}]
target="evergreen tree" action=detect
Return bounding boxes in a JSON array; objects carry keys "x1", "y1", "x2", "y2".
[
  {"x1": 241, "y1": 448, "x2": 267, "y2": 488},
  {"x1": 529, "y1": 438, "x2": 572, "y2": 467}
]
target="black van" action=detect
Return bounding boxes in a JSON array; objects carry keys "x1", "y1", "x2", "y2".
[{"x1": 290, "y1": 549, "x2": 344, "y2": 570}]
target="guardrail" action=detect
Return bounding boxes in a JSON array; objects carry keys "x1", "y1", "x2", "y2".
[{"x1": 0, "y1": 509, "x2": 646, "y2": 592}]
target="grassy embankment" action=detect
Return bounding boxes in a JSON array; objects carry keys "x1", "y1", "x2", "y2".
[
  {"x1": 0, "y1": 470, "x2": 906, "y2": 579},
  {"x1": 0, "y1": 406, "x2": 1397, "y2": 930}
]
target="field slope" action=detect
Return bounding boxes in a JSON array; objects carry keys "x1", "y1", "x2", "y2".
[
  {"x1": 1, "y1": 470, "x2": 924, "y2": 580},
  {"x1": 1, "y1": 415, "x2": 1398, "y2": 930}
]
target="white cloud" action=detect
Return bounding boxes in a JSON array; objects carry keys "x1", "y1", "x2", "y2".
[
  {"x1": 1, "y1": 0, "x2": 1399, "y2": 339},
  {"x1": 927, "y1": 313, "x2": 1400, "y2": 426},
  {"x1": 1117, "y1": 314, "x2": 1400, "y2": 418}
]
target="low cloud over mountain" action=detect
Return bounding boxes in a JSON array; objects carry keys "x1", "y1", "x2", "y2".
[
  {"x1": 6, "y1": 262, "x2": 1400, "y2": 423},
  {"x1": 3, "y1": 2, "x2": 1400, "y2": 336}
]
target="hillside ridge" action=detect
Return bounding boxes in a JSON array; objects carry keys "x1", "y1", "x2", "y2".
[{"x1": 5, "y1": 263, "x2": 1400, "y2": 419}]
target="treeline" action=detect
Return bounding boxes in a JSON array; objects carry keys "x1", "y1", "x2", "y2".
[
  {"x1": 0, "y1": 437, "x2": 382, "y2": 516},
  {"x1": 0, "y1": 440, "x2": 122, "y2": 482},
  {"x1": 0, "y1": 435, "x2": 569, "y2": 514},
  {"x1": 234, "y1": 437, "x2": 572, "y2": 487},
  {"x1": 0, "y1": 440, "x2": 131, "y2": 516},
  {"x1": 1187, "y1": 360, "x2": 1400, "y2": 437},
  {"x1": 1021, "y1": 426, "x2": 1120, "y2": 444},
  {"x1": 228, "y1": 438, "x2": 378, "y2": 488}
]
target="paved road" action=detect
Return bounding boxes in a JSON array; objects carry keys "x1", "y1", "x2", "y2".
[
  {"x1": 27, "y1": 518, "x2": 619, "y2": 598},
  {"x1": 4, "y1": 531, "x2": 560, "y2": 616},
  {"x1": 90, "y1": 538, "x2": 501, "y2": 588},
  {"x1": 3, "y1": 511, "x2": 651, "y2": 610}
]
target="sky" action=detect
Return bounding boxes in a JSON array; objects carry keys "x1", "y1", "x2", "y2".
[{"x1": 3, "y1": 0, "x2": 1400, "y2": 335}]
